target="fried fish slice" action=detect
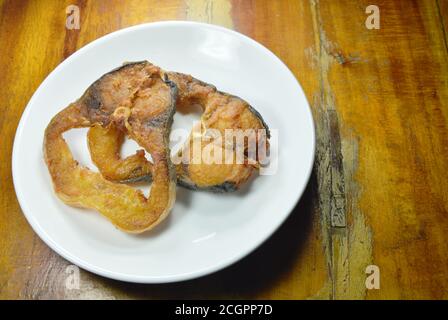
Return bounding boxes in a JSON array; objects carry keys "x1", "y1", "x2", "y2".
[
  {"x1": 44, "y1": 61, "x2": 177, "y2": 233},
  {"x1": 87, "y1": 71, "x2": 270, "y2": 192}
]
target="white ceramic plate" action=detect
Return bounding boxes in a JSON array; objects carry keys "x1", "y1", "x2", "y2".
[{"x1": 12, "y1": 21, "x2": 315, "y2": 283}]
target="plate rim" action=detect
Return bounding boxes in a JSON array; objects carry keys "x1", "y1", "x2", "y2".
[{"x1": 12, "y1": 20, "x2": 316, "y2": 283}]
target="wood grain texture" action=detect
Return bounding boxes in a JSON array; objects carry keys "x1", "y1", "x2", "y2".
[{"x1": 0, "y1": 0, "x2": 447, "y2": 299}]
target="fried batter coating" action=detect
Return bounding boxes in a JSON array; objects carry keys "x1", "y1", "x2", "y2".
[
  {"x1": 88, "y1": 71, "x2": 270, "y2": 192},
  {"x1": 44, "y1": 62, "x2": 177, "y2": 233},
  {"x1": 87, "y1": 124, "x2": 152, "y2": 182}
]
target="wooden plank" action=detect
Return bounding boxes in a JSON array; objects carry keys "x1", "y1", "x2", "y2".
[
  {"x1": 185, "y1": 0, "x2": 233, "y2": 28},
  {"x1": 316, "y1": 0, "x2": 448, "y2": 299},
  {"x1": 437, "y1": 0, "x2": 448, "y2": 53},
  {"x1": 231, "y1": 0, "x2": 332, "y2": 299},
  {"x1": 0, "y1": 0, "x2": 68, "y2": 300}
]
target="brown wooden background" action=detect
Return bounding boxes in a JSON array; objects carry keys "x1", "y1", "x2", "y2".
[{"x1": 1, "y1": 0, "x2": 447, "y2": 299}]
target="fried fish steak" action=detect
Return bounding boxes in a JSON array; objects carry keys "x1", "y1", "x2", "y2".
[
  {"x1": 44, "y1": 61, "x2": 177, "y2": 233},
  {"x1": 87, "y1": 71, "x2": 270, "y2": 192}
]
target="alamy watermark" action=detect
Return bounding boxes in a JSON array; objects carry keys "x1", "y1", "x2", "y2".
[
  {"x1": 65, "y1": 265, "x2": 80, "y2": 290},
  {"x1": 66, "y1": 5, "x2": 80, "y2": 30},
  {"x1": 365, "y1": 264, "x2": 380, "y2": 290},
  {"x1": 365, "y1": 5, "x2": 380, "y2": 30}
]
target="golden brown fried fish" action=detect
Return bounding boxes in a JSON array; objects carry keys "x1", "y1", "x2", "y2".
[
  {"x1": 88, "y1": 71, "x2": 270, "y2": 192},
  {"x1": 44, "y1": 61, "x2": 177, "y2": 233}
]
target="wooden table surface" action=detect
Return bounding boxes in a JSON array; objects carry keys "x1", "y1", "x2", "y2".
[{"x1": 1, "y1": 0, "x2": 448, "y2": 300}]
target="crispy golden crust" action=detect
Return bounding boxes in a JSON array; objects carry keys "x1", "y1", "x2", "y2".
[
  {"x1": 44, "y1": 61, "x2": 177, "y2": 233},
  {"x1": 87, "y1": 124, "x2": 152, "y2": 182},
  {"x1": 87, "y1": 70, "x2": 270, "y2": 191}
]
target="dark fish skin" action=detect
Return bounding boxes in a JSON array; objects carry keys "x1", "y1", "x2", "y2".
[
  {"x1": 177, "y1": 179, "x2": 237, "y2": 193},
  {"x1": 246, "y1": 103, "x2": 270, "y2": 138},
  {"x1": 120, "y1": 174, "x2": 237, "y2": 193},
  {"x1": 162, "y1": 78, "x2": 178, "y2": 183}
]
